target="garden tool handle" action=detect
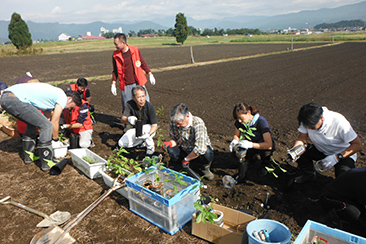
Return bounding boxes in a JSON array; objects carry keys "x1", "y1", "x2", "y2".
[
  {"x1": 62, "y1": 175, "x2": 125, "y2": 234},
  {"x1": 0, "y1": 196, "x2": 50, "y2": 219}
]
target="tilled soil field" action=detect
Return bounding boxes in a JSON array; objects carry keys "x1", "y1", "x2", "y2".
[{"x1": 0, "y1": 42, "x2": 365, "y2": 243}]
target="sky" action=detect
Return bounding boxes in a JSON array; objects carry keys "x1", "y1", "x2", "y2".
[{"x1": 0, "y1": 0, "x2": 364, "y2": 24}]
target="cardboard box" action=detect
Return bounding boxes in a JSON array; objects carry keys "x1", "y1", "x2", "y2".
[
  {"x1": 0, "y1": 125, "x2": 20, "y2": 138},
  {"x1": 294, "y1": 220, "x2": 366, "y2": 244},
  {"x1": 192, "y1": 203, "x2": 257, "y2": 244}
]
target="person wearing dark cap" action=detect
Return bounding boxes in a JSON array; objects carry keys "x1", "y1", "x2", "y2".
[
  {"x1": 16, "y1": 72, "x2": 39, "y2": 84},
  {"x1": 66, "y1": 78, "x2": 95, "y2": 124},
  {"x1": 290, "y1": 102, "x2": 362, "y2": 184},
  {"x1": 0, "y1": 83, "x2": 81, "y2": 171}
]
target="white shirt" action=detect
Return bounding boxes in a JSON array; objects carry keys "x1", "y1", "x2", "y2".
[{"x1": 298, "y1": 107, "x2": 357, "y2": 161}]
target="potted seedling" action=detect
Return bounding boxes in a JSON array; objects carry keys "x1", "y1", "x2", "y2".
[
  {"x1": 69, "y1": 148, "x2": 107, "y2": 179},
  {"x1": 100, "y1": 147, "x2": 143, "y2": 199},
  {"x1": 53, "y1": 131, "x2": 69, "y2": 158}
]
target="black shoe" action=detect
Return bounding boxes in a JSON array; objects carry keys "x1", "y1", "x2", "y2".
[{"x1": 294, "y1": 171, "x2": 316, "y2": 184}]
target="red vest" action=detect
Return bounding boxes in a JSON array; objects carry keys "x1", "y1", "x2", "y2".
[
  {"x1": 113, "y1": 45, "x2": 147, "y2": 91},
  {"x1": 69, "y1": 83, "x2": 88, "y2": 102},
  {"x1": 63, "y1": 101, "x2": 92, "y2": 134}
]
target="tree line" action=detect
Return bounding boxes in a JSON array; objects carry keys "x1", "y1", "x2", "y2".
[{"x1": 8, "y1": 11, "x2": 261, "y2": 50}]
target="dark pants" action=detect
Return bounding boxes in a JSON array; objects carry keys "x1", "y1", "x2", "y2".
[
  {"x1": 167, "y1": 145, "x2": 214, "y2": 168},
  {"x1": 0, "y1": 93, "x2": 52, "y2": 144},
  {"x1": 297, "y1": 145, "x2": 355, "y2": 177},
  {"x1": 321, "y1": 168, "x2": 366, "y2": 224}
]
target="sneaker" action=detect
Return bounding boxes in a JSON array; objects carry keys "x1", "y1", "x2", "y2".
[
  {"x1": 146, "y1": 149, "x2": 154, "y2": 155},
  {"x1": 294, "y1": 171, "x2": 316, "y2": 184},
  {"x1": 89, "y1": 140, "x2": 96, "y2": 148}
]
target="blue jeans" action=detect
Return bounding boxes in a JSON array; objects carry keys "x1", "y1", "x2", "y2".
[
  {"x1": 167, "y1": 145, "x2": 214, "y2": 167},
  {"x1": 0, "y1": 93, "x2": 52, "y2": 144}
]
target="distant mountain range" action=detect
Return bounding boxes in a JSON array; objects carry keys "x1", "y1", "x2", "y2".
[{"x1": 1, "y1": 1, "x2": 365, "y2": 43}]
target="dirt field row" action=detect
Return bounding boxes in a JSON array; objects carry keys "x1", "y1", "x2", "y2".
[{"x1": 0, "y1": 42, "x2": 365, "y2": 243}]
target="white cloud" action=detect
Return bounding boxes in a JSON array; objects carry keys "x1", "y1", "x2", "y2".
[
  {"x1": 0, "y1": 0, "x2": 364, "y2": 23},
  {"x1": 51, "y1": 6, "x2": 62, "y2": 15}
]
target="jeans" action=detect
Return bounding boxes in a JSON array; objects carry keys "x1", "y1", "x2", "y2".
[
  {"x1": 0, "y1": 93, "x2": 52, "y2": 144},
  {"x1": 167, "y1": 145, "x2": 214, "y2": 167}
]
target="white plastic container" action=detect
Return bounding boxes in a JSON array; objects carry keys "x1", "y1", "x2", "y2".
[
  {"x1": 69, "y1": 148, "x2": 106, "y2": 179},
  {"x1": 53, "y1": 142, "x2": 69, "y2": 158},
  {"x1": 99, "y1": 168, "x2": 130, "y2": 199}
]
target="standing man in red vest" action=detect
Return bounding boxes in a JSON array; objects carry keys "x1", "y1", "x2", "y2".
[{"x1": 111, "y1": 33, "x2": 156, "y2": 111}]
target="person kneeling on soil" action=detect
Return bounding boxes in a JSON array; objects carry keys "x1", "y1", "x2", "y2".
[
  {"x1": 118, "y1": 85, "x2": 157, "y2": 156},
  {"x1": 66, "y1": 78, "x2": 96, "y2": 124},
  {"x1": 321, "y1": 167, "x2": 366, "y2": 233},
  {"x1": 229, "y1": 103, "x2": 275, "y2": 183},
  {"x1": 162, "y1": 103, "x2": 214, "y2": 181},
  {"x1": 0, "y1": 83, "x2": 81, "y2": 171},
  {"x1": 61, "y1": 93, "x2": 94, "y2": 148},
  {"x1": 290, "y1": 102, "x2": 362, "y2": 184}
]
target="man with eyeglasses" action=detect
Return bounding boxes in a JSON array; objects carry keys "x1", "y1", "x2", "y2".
[{"x1": 290, "y1": 102, "x2": 362, "y2": 184}]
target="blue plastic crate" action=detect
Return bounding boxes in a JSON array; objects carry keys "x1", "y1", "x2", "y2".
[
  {"x1": 294, "y1": 220, "x2": 366, "y2": 244},
  {"x1": 126, "y1": 166, "x2": 200, "y2": 206},
  {"x1": 126, "y1": 166, "x2": 200, "y2": 235}
]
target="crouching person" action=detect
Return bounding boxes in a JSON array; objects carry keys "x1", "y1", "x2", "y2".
[
  {"x1": 162, "y1": 103, "x2": 214, "y2": 181},
  {"x1": 61, "y1": 92, "x2": 93, "y2": 148},
  {"x1": 118, "y1": 86, "x2": 157, "y2": 156},
  {"x1": 0, "y1": 83, "x2": 80, "y2": 171}
]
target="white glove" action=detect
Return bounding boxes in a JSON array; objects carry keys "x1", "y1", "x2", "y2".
[
  {"x1": 60, "y1": 124, "x2": 67, "y2": 130},
  {"x1": 237, "y1": 140, "x2": 253, "y2": 149},
  {"x1": 128, "y1": 116, "x2": 138, "y2": 125},
  {"x1": 318, "y1": 154, "x2": 339, "y2": 171},
  {"x1": 229, "y1": 139, "x2": 239, "y2": 152},
  {"x1": 52, "y1": 139, "x2": 63, "y2": 149},
  {"x1": 111, "y1": 84, "x2": 117, "y2": 96},
  {"x1": 149, "y1": 74, "x2": 156, "y2": 85},
  {"x1": 137, "y1": 133, "x2": 150, "y2": 140}
]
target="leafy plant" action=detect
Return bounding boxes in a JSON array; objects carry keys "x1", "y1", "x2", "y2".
[
  {"x1": 194, "y1": 202, "x2": 218, "y2": 224},
  {"x1": 82, "y1": 156, "x2": 96, "y2": 164},
  {"x1": 167, "y1": 170, "x2": 188, "y2": 193},
  {"x1": 58, "y1": 132, "x2": 67, "y2": 142},
  {"x1": 1, "y1": 111, "x2": 17, "y2": 124},
  {"x1": 239, "y1": 119, "x2": 257, "y2": 140},
  {"x1": 155, "y1": 106, "x2": 165, "y2": 148},
  {"x1": 265, "y1": 158, "x2": 287, "y2": 178},
  {"x1": 106, "y1": 147, "x2": 143, "y2": 177},
  {"x1": 193, "y1": 183, "x2": 218, "y2": 224}
]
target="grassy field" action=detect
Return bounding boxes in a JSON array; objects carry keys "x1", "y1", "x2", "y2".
[{"x1": 1, "y1": 32, "x2": 366, "y2": 56}]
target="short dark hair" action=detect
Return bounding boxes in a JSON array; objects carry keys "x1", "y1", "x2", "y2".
[
  {"x1": 297, "y1": 102, "x2": 323, "y2": 127},
  {"x1": 65, "y1": 90, "x2": 82, "y2": 107},
  {"x1": 232, "y1": 103, "x2": 258, "y2": 120},
  {"x1": 114, "y1": 33, "x2": 127, "y2": 43},
  {"x1": 76, "y1": 78, "x2": 88, "y2": 87},
  {"x1": 132, "y1": 85, "x2": 146, "y2": 97},
  {"x1": 170, "y1": 103, "x2": 189, "y2": 121}
]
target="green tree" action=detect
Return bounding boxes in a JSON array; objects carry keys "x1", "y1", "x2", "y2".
[
  {"x1": 8, "y1": 12, "x2": 32, "y2": 50},
  {"x1": 174, "y1": 12, "x2": 188, "y2": 44}
]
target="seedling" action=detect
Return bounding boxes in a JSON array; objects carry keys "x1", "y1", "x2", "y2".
[
  {"x1": 239, "y1": 119, "x2": 257, "y2": 140},
  {"x1": 106, "y1": 147, "x2": 143, "y2": 177},
  {"x1": 82, "y1": 156, "x2": 96, "y2": 164},
  {"x1": 265, "y1": 158, "x2": 287, "y2": 178}
]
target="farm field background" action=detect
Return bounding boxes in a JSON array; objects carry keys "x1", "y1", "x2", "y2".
[{"x1": 0, "y1": 42, "x2": 366, "y2": 243}]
